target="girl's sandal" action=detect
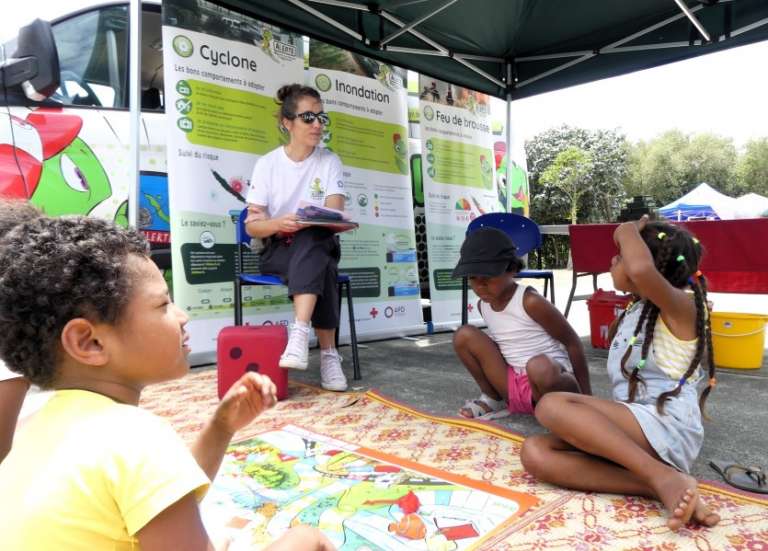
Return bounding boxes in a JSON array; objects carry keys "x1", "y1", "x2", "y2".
[
  {"x1": 710, "y1": 460, "x2": 768, "y2": 494},
  {"x1": 459, "y1": 393, "x2": 511, "y2": 420}
]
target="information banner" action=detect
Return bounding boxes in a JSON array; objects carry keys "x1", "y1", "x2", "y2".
[
  {"x1": 309, "y1": 42, "x2": 423, "y2": 339},
  {"x1": 163, "y1": 1, "x2": 303, "y2": 361},
  {"x1": 418, "y1": 77, "x2": 504, "y2": 328}
]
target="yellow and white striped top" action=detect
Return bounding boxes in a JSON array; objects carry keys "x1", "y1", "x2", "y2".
[{"x1": 652, "y1": 317, "x2": 699, "y2": 380}]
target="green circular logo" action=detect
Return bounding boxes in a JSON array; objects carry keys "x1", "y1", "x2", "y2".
[
  {"x1": 423, "y1": 105, "x2": 434, "y2": 121},
  {"x1": 315, "y1": 73, "x2": 332, "y2": 92},
  {"x1": 176, "y1": 80, "x2": 192, "y2": 96},
  {"x1": 173, "y1": 35, "x2": 194, "y2": 58},
  {"x1": 177, "y1": 117, "x2": 194, "y2": 133}
]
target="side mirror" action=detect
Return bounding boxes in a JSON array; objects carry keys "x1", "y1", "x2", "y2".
[{"x1": 0, "y1": 19, "x2": 60, "y2": 101}]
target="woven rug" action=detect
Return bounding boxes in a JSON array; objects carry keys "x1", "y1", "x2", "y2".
[{"x1": 141, "y1": 369, "x2": 768, "y2": 550}]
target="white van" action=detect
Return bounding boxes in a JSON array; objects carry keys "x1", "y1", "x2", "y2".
[{"x1": 1, "y1": 1, "x2": 170, "y2": 261}]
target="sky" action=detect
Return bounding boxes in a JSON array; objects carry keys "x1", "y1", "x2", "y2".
[{"x1": 4, "y1": 0, "x2": 768, "y2": 148}]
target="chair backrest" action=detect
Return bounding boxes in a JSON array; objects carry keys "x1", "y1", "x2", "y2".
[
  {"x1": 466, "y1": 212, "x2": 542, "y2": 256},
  {"x1": 567, "y1": 223, "x2": 617, "y2": 273},
  {"x1": 236, "y1": 208, "x2": 250, "y2": 246}
]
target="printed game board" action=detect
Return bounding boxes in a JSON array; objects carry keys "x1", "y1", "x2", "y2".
[{"x1": 201, "y1": 425, "x2": 538, "y2": 550}]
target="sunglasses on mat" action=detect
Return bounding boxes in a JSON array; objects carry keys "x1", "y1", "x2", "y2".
[{"x1": 291, "y1": 111, "x2": 330, "y2": 125}]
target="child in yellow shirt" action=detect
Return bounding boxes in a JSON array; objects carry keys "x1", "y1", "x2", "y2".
[{"x1": 0, "y1": 207, "x2": 333, "y2": 551}]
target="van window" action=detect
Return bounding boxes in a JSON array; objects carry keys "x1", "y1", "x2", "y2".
[
  {"x1": 51, "y1": 5, "x2": 128, "y2": 108},
  {"x1": 141, "y1": 8, "x2": 165, "y2": 111}
]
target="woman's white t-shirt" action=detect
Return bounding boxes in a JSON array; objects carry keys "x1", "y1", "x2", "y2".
[{"x1": 246, "y1": 146, "x2": 344, "y2": 216}]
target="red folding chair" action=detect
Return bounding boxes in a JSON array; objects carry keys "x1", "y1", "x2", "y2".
[{"x1": 564, "y1": 223, "x2": 618, "y2": 317}]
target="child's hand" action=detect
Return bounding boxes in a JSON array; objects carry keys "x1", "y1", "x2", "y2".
[
  {"x1": 213, "y1": 372, "x2": 277, "y2": 435},
  {"x1": 614, "y1": 214, "x2": 649, "y2": 243},
  {"x1": 634, "y1": 214, "x2": 649, "y2": 231}
]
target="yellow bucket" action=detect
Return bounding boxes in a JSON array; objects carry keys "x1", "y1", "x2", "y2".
[{"x1": 710, "y1": 312, "x2": 768, "y2": 369}]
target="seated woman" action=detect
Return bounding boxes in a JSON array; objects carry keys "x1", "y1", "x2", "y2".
[{"x1": 245, "y1": 83, "x2": 347, "y2": 392}]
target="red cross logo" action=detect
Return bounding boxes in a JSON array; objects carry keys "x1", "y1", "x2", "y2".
[
  {"x1": 467, "y1": 303, "x2": 474, "y2": 312},
  {"x1": 370, "y1": 307, "x2": 379, "y2": 318}
]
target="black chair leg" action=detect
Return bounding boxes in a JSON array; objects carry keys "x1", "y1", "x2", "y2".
[
  {"x1": 548, "y1": 275, "x2": 555, "y2": 305},
  {"x1": 335, "y1": 284, "x2": 342, "y2": 350},
  {"x1": 461, "y1": 277, "x2": 469, "y2": 326},
  {"x1": 564, "y1": 270, "x2": 578, "y2": 318},
  {"x1": 343, "y1": 281, "x2": 361, "y2": 380},
  {"x1": 234, "y1": 279, "x2": 242, "y2": 326}
]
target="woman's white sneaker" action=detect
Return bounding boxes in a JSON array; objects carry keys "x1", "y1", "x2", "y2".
[
  {"x1": 320, "y1": 349, "x2": 348, "y2": 391},
  {"x1": 279, "y1": 323, "x2": 310, "y2": 370}
]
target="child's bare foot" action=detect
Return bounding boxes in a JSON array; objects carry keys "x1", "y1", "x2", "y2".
[
  {"x1": 652, "y1": 471, "x2": 699, "y2": 531},
  {"x1": 693, "y1": 498, "x2": 720, "y2": 527}
]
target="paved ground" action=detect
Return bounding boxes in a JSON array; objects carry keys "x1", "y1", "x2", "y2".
[{"x1": 288, "y1": 269, "x2": 768, "y2": 482}]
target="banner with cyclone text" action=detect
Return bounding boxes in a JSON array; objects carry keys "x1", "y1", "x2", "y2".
[
  {"x1": 163, "y1": 0, "x2": 303, "y2": 363},
  {"x1": 308, "y1": 41, "x2": 423, "y2": 339},
  {"x1": 418, "y1": 76, "x2": 504, "y2": 329}
]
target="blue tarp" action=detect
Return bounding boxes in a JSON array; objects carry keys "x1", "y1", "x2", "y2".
[{"x1": 658, "y1": 203, "x2": 719, "y2": 221}]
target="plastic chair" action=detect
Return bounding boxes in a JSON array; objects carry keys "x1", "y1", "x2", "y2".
[
  {"x1": 564, "y1": 223, "x2": 618, "y2": 318},
  {"x1": 461, "y1": 213, "x2": 555, "y2": 325},
  {"x1": 233, "y1": 208, "x2": 361, "y2": 380}
]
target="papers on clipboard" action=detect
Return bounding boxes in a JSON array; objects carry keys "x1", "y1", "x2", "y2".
[{"x1": 295, "y1": 201, "x2": 358, "y2": 233}]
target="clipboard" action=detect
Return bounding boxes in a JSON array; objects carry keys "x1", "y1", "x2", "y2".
[{"x1": 296, "y1": 219, "x2": 359, "y2": 233}]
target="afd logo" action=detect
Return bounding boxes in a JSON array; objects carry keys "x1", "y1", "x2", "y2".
[
  {"x1": 172, "y1": 35, "x2": 194, "y2": 58},
  {"x1": 384, "y1": 305, "x2": 407, "y2": 319}
]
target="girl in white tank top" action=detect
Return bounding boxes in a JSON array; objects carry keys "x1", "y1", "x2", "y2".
[
  {"x1": 452, "y1": 226, "x2": 591, "y2": 420},
  {"x1": 481, "y1": 284, "x2": 572, "y2": 374}
]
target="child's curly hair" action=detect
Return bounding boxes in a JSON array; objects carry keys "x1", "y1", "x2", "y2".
[
  {"x1": 0, "y1": 214, "x2": 148, "y2": 388},
  {"x1": 612, "y1": 221, "x2": 715, "y2": 416},
  {"x1": 0, "y1": 198, "x2": 42, "y2": 237}
]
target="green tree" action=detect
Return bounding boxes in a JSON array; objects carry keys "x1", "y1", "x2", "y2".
[
  {"x1": 623, "y1": 130, "x2": 689, "y2": 204},
  {"x1": 736, "y1": 138, "x2": 768, "y2": 195},
  {"x1": 684, "y1": 134, "x2": 737, "y2": 195},
  {"x1": 539, "y1": 146, "x2": 594, "y2": 224},
  {"x1": 623, "y1": 131, "x2": 737, "y2": 204},
  {"x1": 525, "y1": 125, "x2": 629, "y2": 224}
]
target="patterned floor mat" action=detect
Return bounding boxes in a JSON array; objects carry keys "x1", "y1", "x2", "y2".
[{"x1": 140, "y1": 368, "x2": 768, "y2": 549}]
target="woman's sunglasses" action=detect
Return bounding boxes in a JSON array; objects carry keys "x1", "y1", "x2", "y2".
[{"x1": 291, "y1": 111, "x2": 330, "y2": 125}]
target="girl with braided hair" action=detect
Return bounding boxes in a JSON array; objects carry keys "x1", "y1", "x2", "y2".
[{"x1": 521, "y1": 215, "x2": 719, "y2": 531}]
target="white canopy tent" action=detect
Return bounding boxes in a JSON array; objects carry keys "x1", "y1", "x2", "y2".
[
  {"x1": 733, "y1": 192, "x2": 768, "y2": 219},
  {"x1": 659, "y1": 182, "x2": 737, "y2": 221}
]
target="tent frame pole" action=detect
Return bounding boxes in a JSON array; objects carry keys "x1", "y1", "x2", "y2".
[
  {"x1": 380, "y1": 0, "x2": 458, "y2": 47},
  {"x1": 504, "y1": 63, "x2": 512, "y2": 213},
  {"x1": 288, "y1": 0, "x2": 362, "y2": 41},
  {"x1": 672, "y1": 0, "x2": 711, "y2": 41},
  {"x1": 516, "y1": 4, "x2": 705, "y2": 89},
  {"x1": 379, "y1": 9, "x2": 505, "y2": 89},
  {"x1": 128, "y1": 0, "x2": 141, "y2": 229}
]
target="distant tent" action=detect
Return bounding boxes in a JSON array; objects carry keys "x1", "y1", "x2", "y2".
[
  {"x1": 733, "y1": 192, "x2": 768, "y2": 219},
  {"x1": 658, "y1": 183, "x2": 736, "y2": 221}
]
